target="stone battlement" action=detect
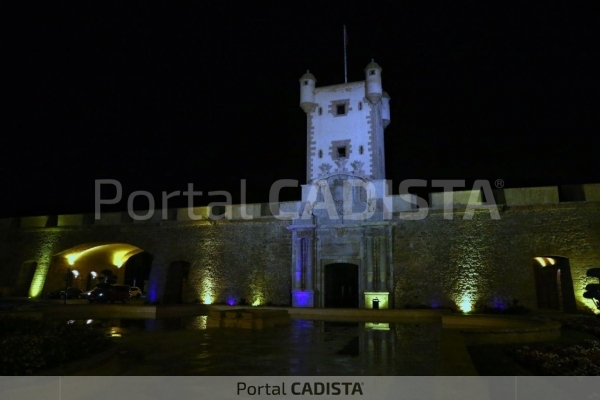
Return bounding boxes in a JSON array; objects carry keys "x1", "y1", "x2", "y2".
[{"x1": 1, "y1": 183, "x2": 599, "y2": 230}]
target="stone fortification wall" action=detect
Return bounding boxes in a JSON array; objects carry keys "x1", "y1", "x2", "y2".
[
  {"x1": 1, "y1": 185, "x2": 599, "y2": 310},
  {"x1": 393, "y1": 200, "x2": 600, "y2": 312},
  {"x1": 0, "y1": 213, "x2": 292, "y2": 305}
]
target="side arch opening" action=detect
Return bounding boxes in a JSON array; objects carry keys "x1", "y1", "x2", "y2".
[{"x1": 532, "y1": 256, "x2": 576, "y2": 313}]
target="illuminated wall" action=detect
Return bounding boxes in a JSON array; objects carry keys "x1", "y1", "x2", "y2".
[
  {"x1": 185, "y1": 220, "x2": 292, "y2": 306},
  {"x1": 0, "y1": 192, "x2": 599, "y2": 310},
  {"x1": 0, "y1": 217, "x2": 292, "y2": 304},
  {"x1": 27, "y1": 231, "x2": 61, "y2": 297},
  {"x1": 393, "y1": 201, "x2": 600, "y2": 312}
]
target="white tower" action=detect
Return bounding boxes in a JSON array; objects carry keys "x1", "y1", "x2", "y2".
[
  {"x1": 364, "y1": 59, "x2": 383, "y2": 104},
  {"x1": 290, "y1": 60, "x2": 394, "y2": 310},
  {"x1": 301, "y1": 60, "x2": 390, "y2": 183},
  {"x1": 299, "y1": 71, "x2": 317, "y2": 113},
  {"x1": 382, "y1": 91, "x2": 391, "y2": 128}
]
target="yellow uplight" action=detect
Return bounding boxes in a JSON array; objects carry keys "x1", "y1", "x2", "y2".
[
  {"x1": 112, "y1": 250, "x2": 130, "y2": 268},
  {"x1": 66, "y1": 253, "x2": 80, "y2": 266},
  {"x1": 202, "y1": 278, "x2": 213, "y2": 305},
  {"x1": 534, "y1": 257, "x2": 547, "y2": 267},
  {"x1": 535, "y1": 257, "x2": 556, "y2": 267},
  {"x1": 460, "y1": 297, "x2": 473, "y2": 313}
]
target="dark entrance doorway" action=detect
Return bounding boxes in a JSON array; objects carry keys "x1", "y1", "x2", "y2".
[
  {"x1": 325, "y1": 263, "x2": 359, "y2": 308},
  {"x1": 533, "y1": 256, "x2": 576, "y2": 313},
  {"x1": 163, "y1": 261, "x2": 190, "y2": 304},
  {"x1": 123, "y1": 252, "x2": 153, "y2": 293}
]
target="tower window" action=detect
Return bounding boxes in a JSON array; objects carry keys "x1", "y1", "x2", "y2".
[
  {"x1": 330, "y1": 139, "x2": 351, "y2": 160},
  {"x1": 304, "y1": 80, "x2": 308, "y2": 85},
  {"x1": 358, "y1": 102, "x2": 362, "y2": 110},
  {"x1": 318, "y1": 150, "x2": 323, "y2": 158},
  {"x1": 329, "y1": 99, "x2": 351, "y2": 117},
  {"x1": 359, "y1": 145, "x2": 364, "y2": 155},
  {"x1": 369, "y1": 70, "x2": 375, "y2": 76},
  {"x1": 318, "y1": 107, "x2": 322, "y2": 115}
]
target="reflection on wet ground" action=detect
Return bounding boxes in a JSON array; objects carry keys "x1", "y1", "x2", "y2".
[{"x1": 69, "y1": 317, "x2": 441, "y2": 375}]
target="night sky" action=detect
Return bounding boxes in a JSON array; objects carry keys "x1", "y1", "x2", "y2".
[{"x1": 2, "y1": 2, "x2": 599, "y2": 218}]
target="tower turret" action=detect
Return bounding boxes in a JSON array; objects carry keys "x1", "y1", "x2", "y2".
[
  {"x1": 299, "y1": 70, "x2": 317, "y2": 113},
  {"x1": 381, "y1": 91, "x2": 391, "y2": 128},
  {"x1": 364, "y1": 59, "x2": 382, "y2": 104}
]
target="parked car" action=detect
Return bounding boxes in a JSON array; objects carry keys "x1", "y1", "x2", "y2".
[
  {"x1": 129, "y1": 287, "x2": 142, "y2": 299},
  {"x1": 47, "y1": 287, "x2": 83, "y2": 299},
  {"x1": 47, "y1": 290, "x2": 63, "y2": 299},
  {"x1": 80, "y1": 289, "x2": 94, "y2": 299},
  {"x1": 88, "y1": 284, "x2": 131, "y2": 304}
]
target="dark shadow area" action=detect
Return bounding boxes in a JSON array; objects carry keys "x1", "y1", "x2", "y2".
[
  {"x1": 123, "y1": 252, "x2": 153, "y2": 292},
  {"x1": 533, "y1": 256, "x2": 576, "y2": 313},
  {"x1": 336, "y1": 336, "x2": 360, "y2": 357},
  {"x1": 163, "y1": 261, "x2": 190, "y2": 304},
  {"x1": 11, "y1": 261, "x2": 37, "y2": 296},
  {"x1": 325, "y1": 263, "x2": 359, "y2": 308},
  {"x1": 559, "y1": 184, "x2": 585, "y2": 202}
]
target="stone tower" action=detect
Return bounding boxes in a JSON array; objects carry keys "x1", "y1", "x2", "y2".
[
  {"x1": 301, "y1": 60, "x2": 390, "y2": 184},
  {"x1": 289, "y1": 60, "x2": 394, "y2": 309}
]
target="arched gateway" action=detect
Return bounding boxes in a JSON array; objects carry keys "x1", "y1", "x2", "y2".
[
  {"x1": 290, "y1": 61, "x2": 393, "y2": 309},
  {"x1": 325, "y1": 263, "x2": 359, "y2": 308}
]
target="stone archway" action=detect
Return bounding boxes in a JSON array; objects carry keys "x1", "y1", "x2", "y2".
[
  {"x1": 532, "y1": 256, "x2": 576, "y2": 313},
  {"x1": 325, "y1": 263, "x2": 359, "y2": 308},
  {"x1": 37, "y1": 242, "x2": 149, "y2": 297},
  {"x1": 123, "y1": 251, "x2": 153, "y2": 293}
]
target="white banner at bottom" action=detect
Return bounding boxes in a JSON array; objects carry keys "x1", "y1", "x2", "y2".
[{"x1": 0, "y1": 376, "x2": 599, "y2": 400}]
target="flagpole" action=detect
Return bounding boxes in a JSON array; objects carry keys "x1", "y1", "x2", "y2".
[{"x1": 343, "y1": 25, "x2": 347, "y2": 83}]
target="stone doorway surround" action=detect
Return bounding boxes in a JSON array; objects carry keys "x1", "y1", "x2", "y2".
[
  {"x1": 321, "y1": 259, "x2": 362, "y2": 308},
  {"x1": 289, "y1": 220, "x2": 393, "y2": 309}
]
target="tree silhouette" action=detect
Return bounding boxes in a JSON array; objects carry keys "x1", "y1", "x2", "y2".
[
  {"x1": 99, "y1": 269, "x2": 117, "y2": 284},
  {"x1": 584, "y1": 268, "x2": 600, "y2": 309}
]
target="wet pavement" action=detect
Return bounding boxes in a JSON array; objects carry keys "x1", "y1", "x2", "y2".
[{"x1": 68, "y1": 317, "x2": 442, "y2": 376}]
